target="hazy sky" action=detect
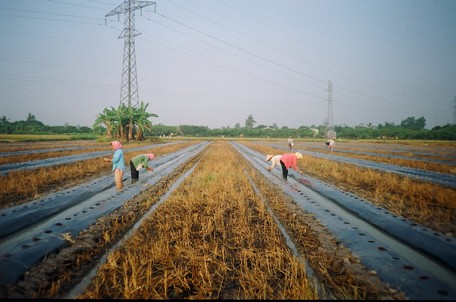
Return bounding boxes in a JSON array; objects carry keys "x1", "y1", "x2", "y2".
[{"x1": 1, "y1": 0, "x2": 455, "y2": 129}]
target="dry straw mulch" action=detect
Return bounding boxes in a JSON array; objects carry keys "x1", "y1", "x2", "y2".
[
  {"x1": 0, "y1": 141, "x2": 196, "y2": 209},
  {"x1": 240, "y1": 141, "x2": 456, "y2": 236},
  {"x1": 79, "y1": 141, "x2": 319, "y2": 299},
  {"x1": 77, "y1": 141, "x2": 403, "y2": 299},
  {"x1": 4, "y1": 141, "x2": 407, "y2": 299}
]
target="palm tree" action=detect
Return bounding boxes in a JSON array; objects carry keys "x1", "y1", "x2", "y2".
[
  {"x1": 0, "y1": 116, "x2": 10, "y2": 134},
  {"x1": 245, "y1": 114, "x2": 256, "y2": 128}
]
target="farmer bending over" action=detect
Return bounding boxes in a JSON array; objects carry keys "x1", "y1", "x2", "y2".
[
  {"x1": 265, "y1": 154, "x2": 282, "y2": 171},
  {"x1": 130, "y1": 153, "x2": 155, "y2": 182},
  {"x1": 280, "y1": 152, "x2": 303, "y2": 181}
]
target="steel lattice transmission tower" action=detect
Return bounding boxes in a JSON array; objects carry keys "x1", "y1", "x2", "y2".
[
  {"x1": 106, "y1": 0, "x2": 156, "y2": 108},
  {"x1": 325, "y1": 80, "x2": 336, "y2": 139},
  {"x1": 453, "y1": 96, "x2": 456, "y2": 125}
]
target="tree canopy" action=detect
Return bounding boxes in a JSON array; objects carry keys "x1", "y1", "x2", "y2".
[
  {"x1": 93, "y1": 101, "x2": 158, "y2": 141},
  {"x1": 1, "y1": 113, "x2": 455, "y2": 140}
]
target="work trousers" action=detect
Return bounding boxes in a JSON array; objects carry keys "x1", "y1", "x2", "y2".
[
  {"x1": 280, "y1": 160, "x2": 288, "y2": 180},
  {"x1": 114, "y1": 169, "x2": 124, "y2": 191},
  {"x1": 130, "y1": 161, "x2": 139, "y2": 180}
]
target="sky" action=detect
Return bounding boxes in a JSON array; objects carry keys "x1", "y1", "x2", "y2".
[{"x1": 1, "y1": 0, "x2": 455, "y2": 130}]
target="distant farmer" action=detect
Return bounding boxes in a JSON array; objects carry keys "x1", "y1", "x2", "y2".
[
  {"x1": 328, "y1": 138, "x2": 335, "y2": 152},
  {"x1": 130, "y1": 153, "x2": 155, "y2": 181},
  {"x1": 287, "y1": 136, "x2": 294, "y2": 150},
  {"x1": 103, "y1": 141, "x2": 125, "y2": 191},
  {"x1": 265, "y1": 154, "x2": 282, "y2": 171},
  {"x1": 280, "y1": 152, "x2": 303, "y2": 181}
]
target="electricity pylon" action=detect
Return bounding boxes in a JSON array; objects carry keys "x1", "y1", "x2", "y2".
[
  {"x1": 325, "y1": 80, "x2": 336, "y2": 139},
  {"x1": 106, "y1": 0, "x2": 156, "y2": 108},
  {"x1": 453, "y1": 96, "x2": 456, "y2": 125}
]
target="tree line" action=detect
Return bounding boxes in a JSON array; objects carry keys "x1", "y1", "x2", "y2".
[
  {"x1": 1, "y1": 109, "x2": 455, "y2": 141},
  {"x1": 0, "y1": 113, "x2": 92, "y2": 135}
]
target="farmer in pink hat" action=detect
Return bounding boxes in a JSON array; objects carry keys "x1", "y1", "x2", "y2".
[
  {"x1": 130, "y1": 153, "x2": 155, "y2": 182},
  {"x1": 103, "y1": 141, "x2": 126, "y2": 191}
]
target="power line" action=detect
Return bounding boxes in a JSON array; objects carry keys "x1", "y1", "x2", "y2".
[{"x1": 147, "y1": 10, "x2": 418, "y2": 121}]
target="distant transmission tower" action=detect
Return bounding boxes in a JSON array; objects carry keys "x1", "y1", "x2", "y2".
[
  {"x1": 453, "y1": 96, "x2": 456, "y2": 125},
  {"x1": 105, "y1": 0, "x2": 156, "y2": 108},
  {"x1": 325, "y1": 80, "x2": 335, "y2": 139}
]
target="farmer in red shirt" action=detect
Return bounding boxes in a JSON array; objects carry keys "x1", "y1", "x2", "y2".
[{"x1": 280, "y1": 152, "x2": 303, "y2": 181}]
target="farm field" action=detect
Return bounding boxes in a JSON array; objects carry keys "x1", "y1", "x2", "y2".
[{"x1": 0, "y1": 137, "x2": 455, "y2": 299}]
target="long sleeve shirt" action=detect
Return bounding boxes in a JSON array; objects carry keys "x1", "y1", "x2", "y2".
[
  {"x1": 112, "y1": 149, "x2": 125, "y2": 171},
  {"x1": 280, "y1": 153, "x2": 298, "y2": 171},
  {"x1": 131, "y1": 154, "x2": 150, "y2": 171},
  {"x1": 269, "y1": 155, "x2": 282, "y2": 169}
]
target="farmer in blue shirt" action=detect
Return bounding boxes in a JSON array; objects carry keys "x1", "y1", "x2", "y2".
[{"x1": 103, "y1": 141, "x2": 126, "y2": 191}]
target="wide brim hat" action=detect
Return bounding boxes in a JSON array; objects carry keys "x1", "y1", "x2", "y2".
[
  {"x1": 147, "y1": 153, "x2": 155, "y2": 160},
  {"x1": 295, "y1": 152, "x2": 303, "y2": 159},
  {"x1": 265, "y1": 154, "x2": 274, "y2": 162}
]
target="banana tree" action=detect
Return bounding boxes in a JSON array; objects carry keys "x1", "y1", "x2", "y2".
[
  {"x1": 135, "y1": 101, "x2": 158, "y2": 141},
  {"x1": 115, "y1": 104, "x2": 129, "y2": 140},
  {"x1": 93, "y1": 108, "x2": 115, "y2": 137},
  {"x1": 95, "y1": 101, "x2": 158, "y2": 140}
]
